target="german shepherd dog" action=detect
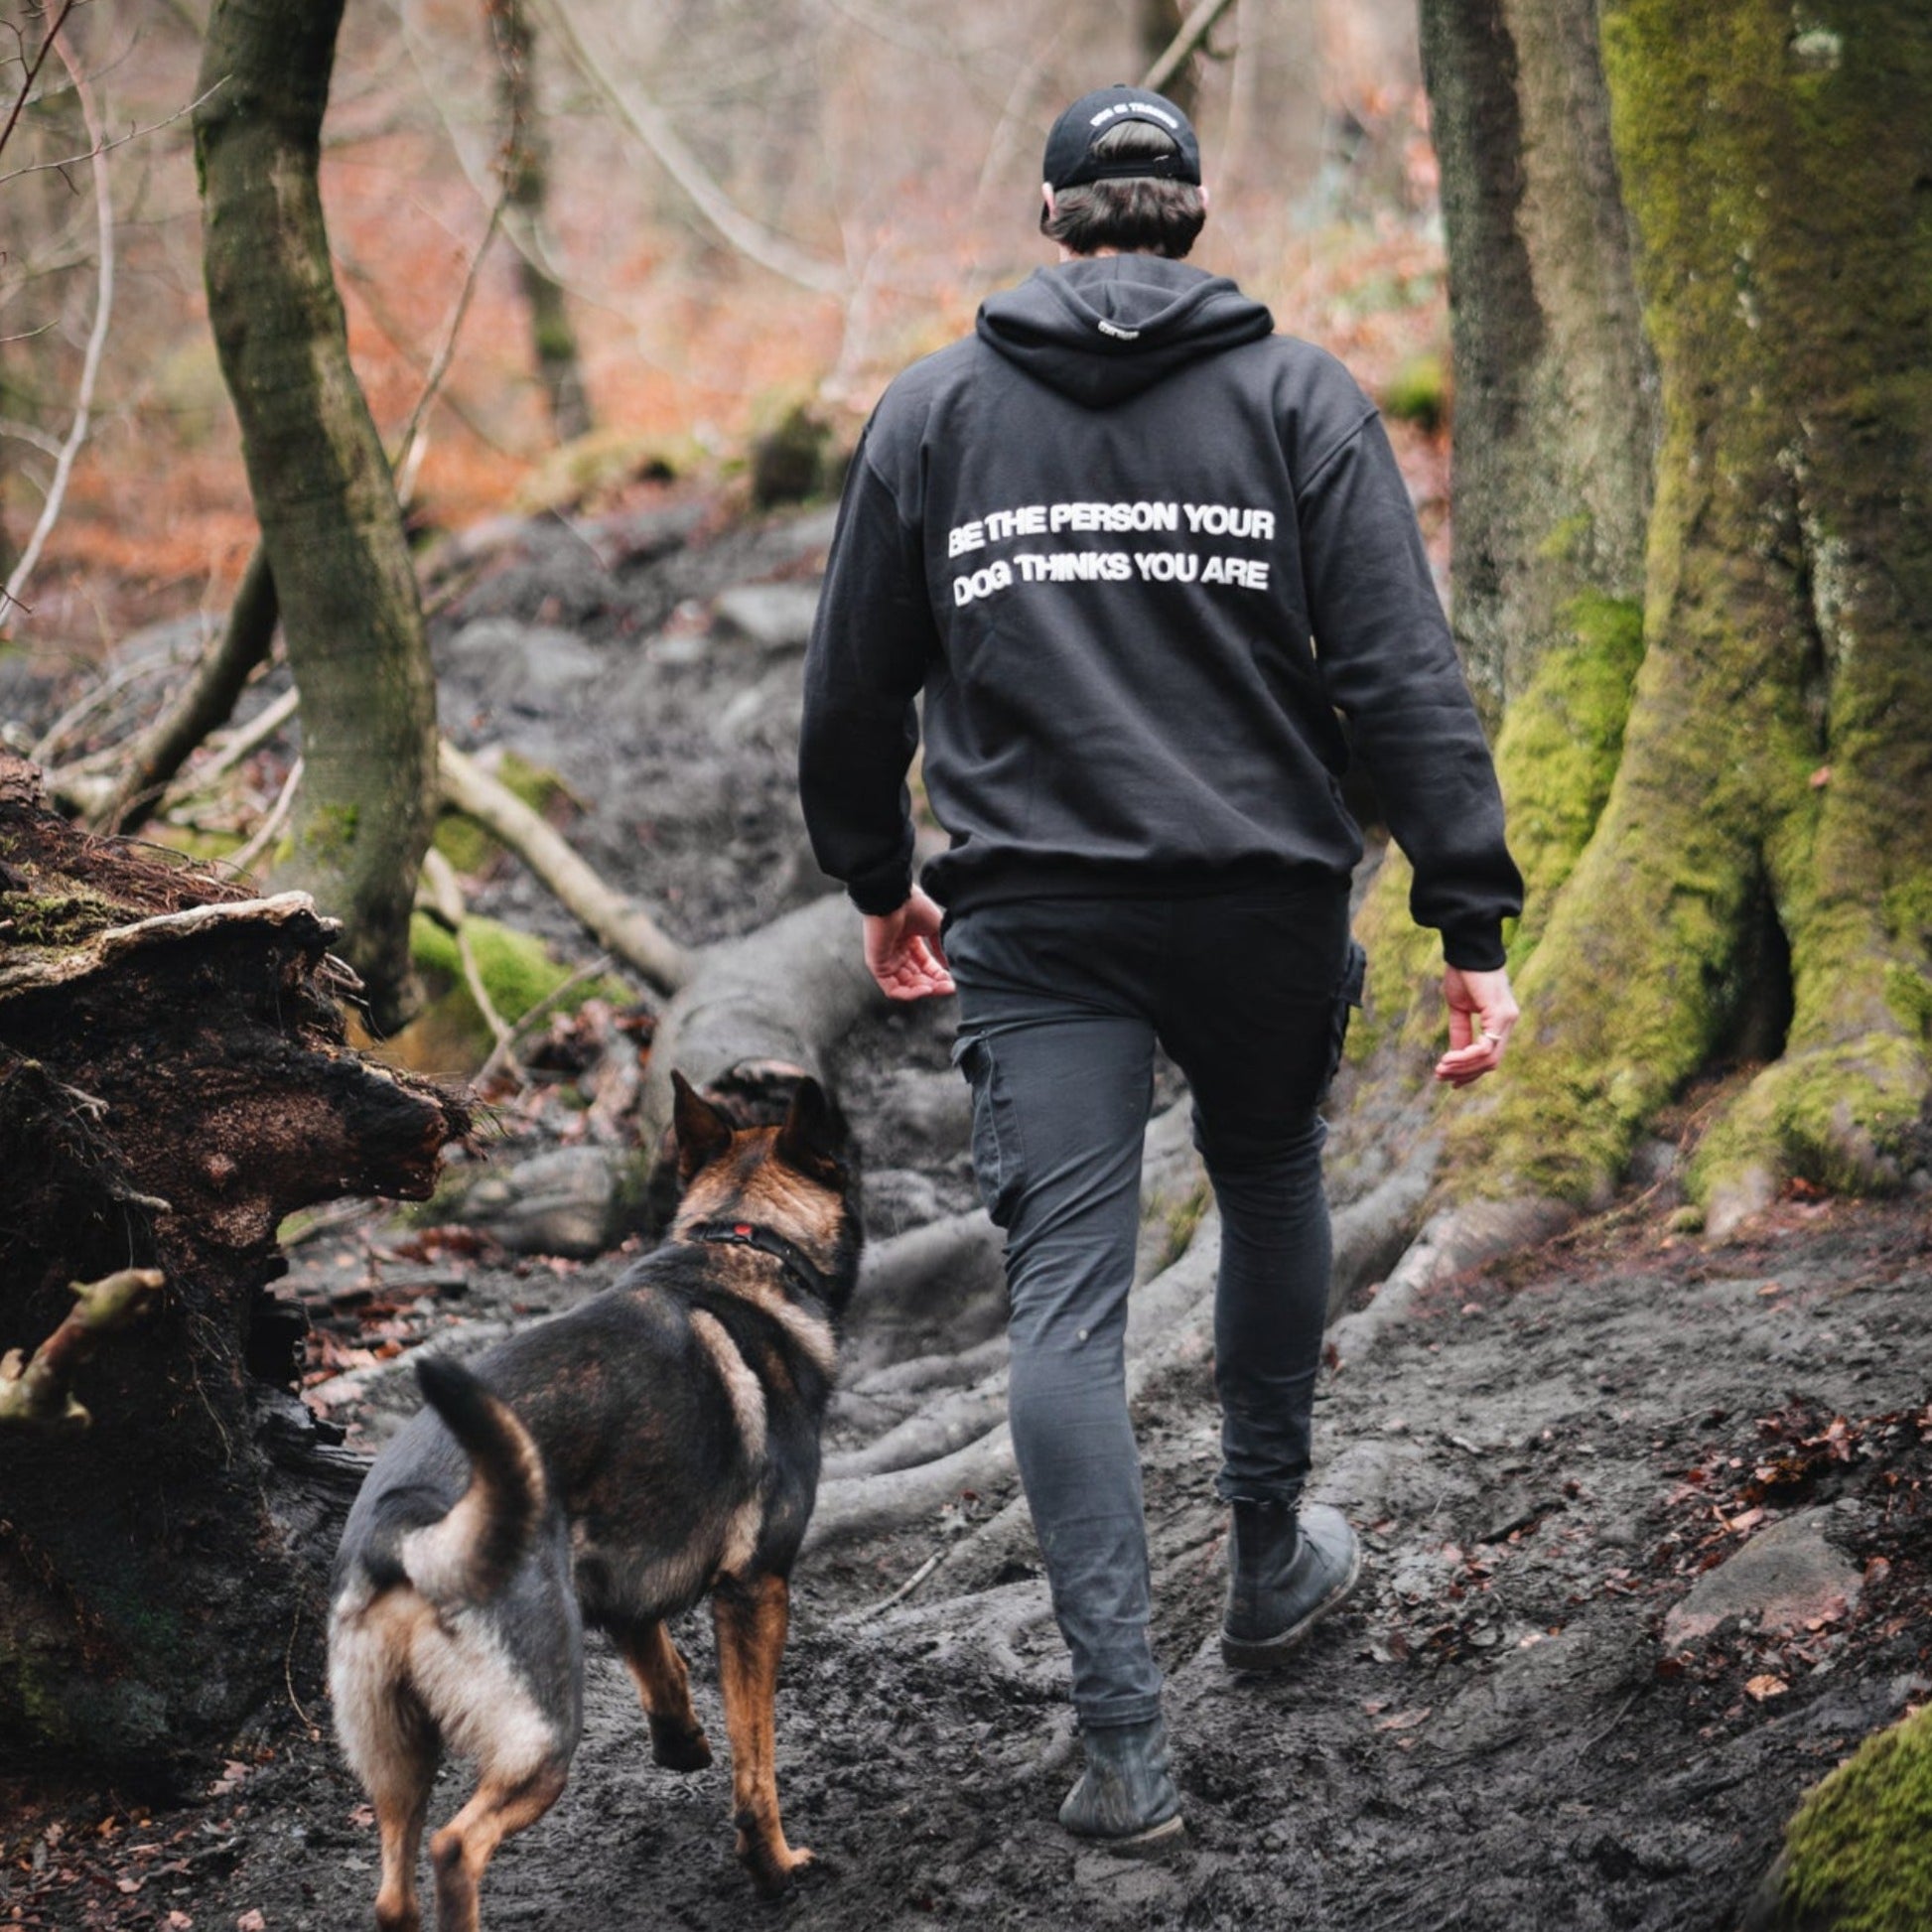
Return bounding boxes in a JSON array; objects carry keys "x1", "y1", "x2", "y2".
[{"x1": 328, "y1": 1072, "x2": 859, "y2": 1931}]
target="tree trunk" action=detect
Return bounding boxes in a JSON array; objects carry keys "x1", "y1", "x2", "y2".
[
  {"x1": 193, "y1": 1, "x2": 440, "y2": 1033},
  {"x1": 0, "y1": 757, "x2": 466, "y2": 1783},
  {"x1": 1336, "y1": 0, "x2": 1655, "y2": 1215},
  {"x1": 1450, "y1": 0, "x2": 1932, "y2": 1228},
  {"x1": 487, "y1": 0, "x2": 594, "y2": 445}
]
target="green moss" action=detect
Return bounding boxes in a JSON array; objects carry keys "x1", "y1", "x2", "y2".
[
  {"x1": 0, "y1": 885, "x2": 125, "y2": 945},
  {"x1": 1159, "y1": 1180, "x2": 1211, "y2": 1271},
  {"x1": 433, "y1": 750, "x2": 566, "y2": 876},
  {"x1": 1381, "y1": 353, "x2": 1449, "y2": 434},
  {"x1": 1692, "y1": 1035, "x2": 1928, "y2": 1203},
  {"x1": 513, "y1": 427, "x2": 704, "y2": 515},
  {"x1": 1775, "y1": 1704, "x2": 1932, "y2": 1932},
  {"x1": 1491, "y1": 592, "x2": 1644, "y2": 963},
  {"x1": 396, "y1": 909, "x2": 632, "y2": 1072},
  {"x1": 748, "y1": 390, "x2": 836, "y2": 508}
]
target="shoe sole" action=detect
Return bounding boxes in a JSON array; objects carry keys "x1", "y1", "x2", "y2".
[
  {"x1": 1218, "y1": 1541, "x2": 1365, "y2": 1672},
  {"x1": 1074, "y1": 1813, "x2": 1188, "y2": 1860}
]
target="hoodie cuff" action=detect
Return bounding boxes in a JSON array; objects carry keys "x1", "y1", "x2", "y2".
[
  {"x1": 1442, "y1": 923, "x2": 1507, "y2": 973},
  {"x1": 848, "y1": 866, "x2": 914, "y2": 917}
]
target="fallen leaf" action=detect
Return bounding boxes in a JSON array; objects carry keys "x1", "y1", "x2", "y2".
[
  {"x1": 1374, "y1": 1707, "x2": 1432, "y2": 1732},
  {"x1": 1745, "y1": 1674, "x2": 1789, "y2": 1701},
  {"x1": 236, "y1": 1912, "x2": 267, "y2": 1932}
]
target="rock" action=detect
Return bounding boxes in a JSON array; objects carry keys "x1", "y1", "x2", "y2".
[
  {"x1": 868, "y1": 1068, "x2": 974, "y2": 1163},
  {"x1": 710, "y1": 583, "x2": 821, "y2": 654},
  {"x1": 863, "y1": 1167, "x2": 947, "y2": 1237},
  {"x1": 1431, "y1": 1622, "x2": 1643, "y2": 1757},
  {"x1": 448, "y1": 1145, "x2": 629, "y2": 1257},
  {"x1": 1661, "y1": 1501, "x2": 1869, "y2": 1651},
  {"x1": 440, "y1": 618, "x2": 603, "y2": 718},
  {"x1": 1626, "y1": 1136, "x2": 1682, "y2": 1190}
]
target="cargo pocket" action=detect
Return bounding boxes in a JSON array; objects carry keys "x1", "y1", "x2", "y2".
[
  {"x1": 951, "y1": 1032, "x2": 1022, "y2": 1228},
  {"x1": 1321, "y1": 938, "x2": 1368, "y2": 1103}
]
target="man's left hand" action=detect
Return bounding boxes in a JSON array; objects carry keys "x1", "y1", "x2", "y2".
[{"x1": 863, "y1": 889, "x2": 955, "y2": 1002}]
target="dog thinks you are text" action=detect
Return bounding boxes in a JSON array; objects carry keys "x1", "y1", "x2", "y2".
[{"x1": 948, "y1": 497, "x2": 1277, "y2": 605}]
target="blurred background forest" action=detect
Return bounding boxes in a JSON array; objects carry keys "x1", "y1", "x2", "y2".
[{"x1": 0, "y1": 0, "x2": 1445, "y2": 657}]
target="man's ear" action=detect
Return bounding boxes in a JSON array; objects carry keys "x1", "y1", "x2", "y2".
[
  {"x1": 1199, "y1": 181, "x2": 1211, "y2": 211},
  {"x1": 774, "y1": 1077, "x2": 846, "y2": 1184},
  {"x1": 671, "y1": 1070, "x2": 735, "y2": 1184}
]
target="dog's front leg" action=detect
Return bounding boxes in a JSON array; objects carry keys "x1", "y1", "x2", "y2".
[
  {"x1": 613, "y1": 1617, "x2": 714, "y2": 1770},
  {"x1": 712, "y1": 1573, "x2": 814, "y2": 1894}
]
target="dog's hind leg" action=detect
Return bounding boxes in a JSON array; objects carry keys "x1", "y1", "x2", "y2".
[
  {"x1": 713, "y1": 1574, "x2": 813, "y2": 1894},
  {"x1": 372, "y1": 1761, "x2": 435, "y2": 1932},
  {"x1": 613, "y1": 1618, "x2": 714, "y2": 1771},
  {"x1": 428, "y1": 1762, "x2": 567, "y2": 1932}
]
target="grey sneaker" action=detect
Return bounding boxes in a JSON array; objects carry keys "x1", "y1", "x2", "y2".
[
  {"x1": 1220, "y1": 1500, "x2": 1363, "y2": 1671},
  {"x1": 1058, "y1": 1714, "x2": 1186, "y2": 1855}
]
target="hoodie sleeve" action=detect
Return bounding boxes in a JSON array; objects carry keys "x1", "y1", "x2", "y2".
[
  {"x1": 799, "y1": 428, "x2": 934, "y2": 915},
  {"x1": 1297, "y1": 412, "x2": 1523, "y2": 970}
]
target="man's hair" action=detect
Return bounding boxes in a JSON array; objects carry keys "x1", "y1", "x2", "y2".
[{"x1": 1041, "y1": 120, "x2": 1206, "y2": 259}]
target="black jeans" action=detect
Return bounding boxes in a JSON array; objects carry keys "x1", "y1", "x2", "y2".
[{"x1": 946, "y1": 883, "x2": 1357, "y2": 1728}]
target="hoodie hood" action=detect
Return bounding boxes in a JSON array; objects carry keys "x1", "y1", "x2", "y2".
[{"x1": 976, "y1": 254, "x2": 1274, "y2": 407}]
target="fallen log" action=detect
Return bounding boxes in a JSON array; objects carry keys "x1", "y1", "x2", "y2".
[{"x1": 0, "y1": 755, "x2": 467, "y2": 1783}]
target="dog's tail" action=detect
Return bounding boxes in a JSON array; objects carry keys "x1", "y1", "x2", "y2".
[{"x1": 403, "y1": 1355, "x2": 549, "y2": 1604}]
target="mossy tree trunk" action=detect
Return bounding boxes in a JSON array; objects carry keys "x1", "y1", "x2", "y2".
[
  {"x1": 193, "y1": 0, "x2": 439, "y2": 1033},
  {"x1": 1337, "y1": 0, "x2": 1654, "y2": 1190},
  {"x1": 1448, "y1": 0, "x2": 1932, "y2": 1229},
  {"x1": 486, "y1": 0, "x2": 594, "y2": 445}
]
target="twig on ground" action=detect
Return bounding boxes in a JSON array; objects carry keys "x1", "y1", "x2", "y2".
[
  {"x1": 418, "y1": 846, "x2": 520, "y2": 1071},
  {"x1": 848, "y1": 1550, "x2": 945, "y2": 1623},
  {"x1": 476, "y1": 952, "x2": 615, "y2": 1088},
  {"x1": 438, "y1": 738, "x2": 692, "y2": 995},
  {"x1": 223, "y1": 755, "x2": 303, "y2": 878}
]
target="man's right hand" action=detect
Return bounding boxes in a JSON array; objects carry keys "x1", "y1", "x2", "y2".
[
  {"x1": 1434, "y1": 964, "x2": 1519, "y2": 1086},
  {"x1": 862, "y1": 889, "x2": 955, "y2": 1002}
]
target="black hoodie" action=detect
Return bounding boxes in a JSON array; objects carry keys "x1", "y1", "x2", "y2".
[{"x1": 799, "y1": 254, "x2": 1522, "y2": 969}]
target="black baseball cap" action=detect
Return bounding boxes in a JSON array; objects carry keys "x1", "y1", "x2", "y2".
[{"x1": 1041, "y1": 85, "x2": 1201, "y2": 192}]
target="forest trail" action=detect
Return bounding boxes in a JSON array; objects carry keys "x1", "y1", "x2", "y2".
[{"x1": 11, "y1": 1187, "x2": 1928, "y2": 1932}]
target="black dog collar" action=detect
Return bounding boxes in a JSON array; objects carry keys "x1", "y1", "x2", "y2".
[{"x1": 688, "y1": 1219, "x2": 835, "y2": 1311}]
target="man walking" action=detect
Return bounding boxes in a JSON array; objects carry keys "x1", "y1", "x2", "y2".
[{"x1": 799, "y1": 85, "x2": 1522, "y2": 1852}]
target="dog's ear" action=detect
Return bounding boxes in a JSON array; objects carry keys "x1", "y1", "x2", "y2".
[
  {"x1": 672, "y1": 1070, "x2": 736, "y2": 1183},
  {"x1": 775, "y1": 1077, "x2": 846, "y2": 1185}
]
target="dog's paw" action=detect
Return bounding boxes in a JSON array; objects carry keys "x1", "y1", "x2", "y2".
[
  {"x1": 746, "y1": 1840, "x2": 819, "y2": 1898},
  {"x1": 650, "y1": 1722, "x2": 714, "y2": 1772}
]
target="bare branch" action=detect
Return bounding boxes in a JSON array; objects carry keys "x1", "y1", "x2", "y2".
[
  {"x1": 417, "y1": 844, "x2": 520, "y2": 1069},
  {"x1": 438, "y1": 738, "x2": 693, "y2": 995},
  {"x1": 390, "y1": 189, "x2": 507, "y2": 491},
  {"x1": 1141, "y1": 0, "x2": 1240, "y2": 93},
  {"x1": 0, "y1": 81, "x2": 223, "y2": 188},
  {"x1": 2, "y1": 29, "x2": 114, "y2": 620},
  {"x1": 0, "y1": 0, "x2": 79, "y2": 168},
  {"x1": 0, "y1": 1268, "x2": 163, "y2": 1431},
  {"x1": 222, "y1": 753, "x2": 302, "y2": 876},
  {"x1": 533, "y1": 0, "x2": 847, "y2": 298}
]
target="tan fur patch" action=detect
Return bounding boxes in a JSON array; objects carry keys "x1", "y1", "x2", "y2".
[
  {"x1": 330, "y1": 1585, "x2": 564, "y2": 1795},
  {"x1": 689, "y1": 1310, "x2": 768, "y2": 1461}
]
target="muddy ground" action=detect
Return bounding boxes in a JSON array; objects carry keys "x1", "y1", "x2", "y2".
[{"x1": 4, "y1": 494, "x2": 1930, "y2": 1932}]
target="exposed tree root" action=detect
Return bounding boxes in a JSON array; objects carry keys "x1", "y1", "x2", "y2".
[{"x1": 0, "y1": 1268, "x2": 162, "y2": 1430}]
